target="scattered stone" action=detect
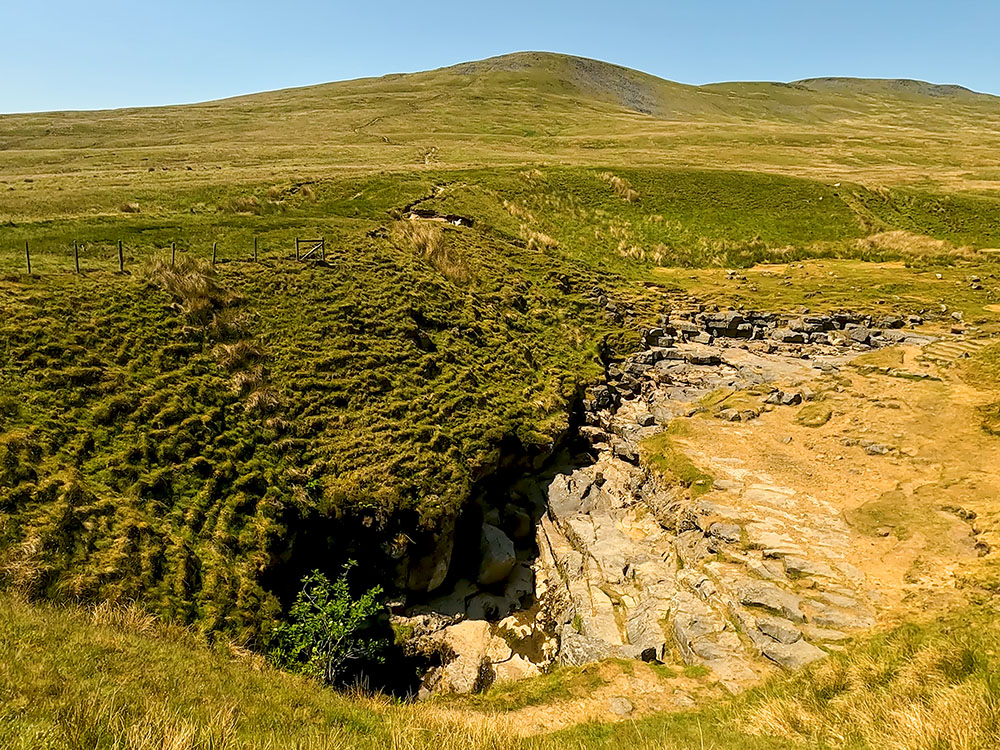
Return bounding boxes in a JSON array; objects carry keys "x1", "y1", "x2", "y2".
[
  {"x1": 708, "y1": 522, "x2": 742, "y2": 544},
  {"x1": 738, "y1": 581, "x2": 806, "y2": 623},
  {"x1": 607, "y1": 697, "x2": 635, "y2": 716},
  {"x1": 637, "y1": 413, "x2": 657, "y2": 427},
  {"x1": 756, "y1": 616, "x2": 802, "y2": 644}
]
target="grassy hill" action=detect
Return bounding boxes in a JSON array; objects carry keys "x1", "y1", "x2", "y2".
[
  {"x1": 3, "y1": 51, "x2": 1000, "y2": 229},
  {"x1": 3, "y1": 50, "x2": 1000, "y2": 745}
]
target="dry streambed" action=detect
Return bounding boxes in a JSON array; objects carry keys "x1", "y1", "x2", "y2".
[{"x1": 394, "y1": 308, "x2": 1000, "y2": 728}]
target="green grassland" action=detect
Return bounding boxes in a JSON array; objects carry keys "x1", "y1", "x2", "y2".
[
  {"x1": 3, "y1": 51, "x2": 1000, "y2": 746},
  {"x1": 4, "y1": 162, "x2": 1000, "y2": 640},
  {"x1": 3, "y1": 52, "x2": 1000, "y2": 217},
  {"x1": 4, "y1": 594, "x2": 999, "y2": 749}
]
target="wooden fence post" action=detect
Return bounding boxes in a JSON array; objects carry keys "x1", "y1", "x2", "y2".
[
  {"x1": 295, "y1": 238, "x2": 300, "y2": 261},
  {"x1": 118, "y1": 240, "x2": 124, "y2": 272},
  {"x1": 171, "y1": 242, "x2": 176, "y2": 268},
  {"x1": 74, "y1": 241, "x2": 80, "y2": 274},
  {"x1": 321, "y1": 237, "x2": 326, "y2": 262},
  {"x1": 25, "y1": 241, "x2": 31, "y2": 275},
  {"x1": 254, "y1": 236, "x2": 258, "y2": 263},
  {"x1": 212, "y1": 242, "x2": 217, "y2": 268}
]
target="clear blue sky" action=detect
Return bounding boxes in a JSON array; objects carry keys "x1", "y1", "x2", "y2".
[{"x1": 3, "y1": 0, "x2": 999, "y2": 113}]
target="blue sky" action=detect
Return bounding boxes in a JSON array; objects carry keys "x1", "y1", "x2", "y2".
[{"x1": 3, "y1": 0, "x2": 999, "y2": 113}]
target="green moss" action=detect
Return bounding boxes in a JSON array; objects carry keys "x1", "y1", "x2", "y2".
[
  {"x1": 682, "y1": 664, "x2": 711, "y2": 679},
  {"x1": 648, "y1": 663, "x2": 677, "y2": 679},
  {"x1": 449, "y1": 663, "x2": 609, "y2": 712},
  {"x1": 639, "y1": 433, "x2": 714, "y2": 498},
  {"x1": 795, "y1": 403, "x2": 833, "y2": 427}
]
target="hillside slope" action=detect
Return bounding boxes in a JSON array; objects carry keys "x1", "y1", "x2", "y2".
[{"x1": 3, "y1": 52, "x2": 1000, "y2": 226}]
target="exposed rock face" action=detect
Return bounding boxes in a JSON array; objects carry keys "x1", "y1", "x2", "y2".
[
  {"x1": 478, "y1": 524, "x2": 517, "y2": 585},
  {"x1": 402, "y1": 307, "x2": 932, "y2": 695},
  {"x1": 530, "y1": 309, "x2": 915, "y2": 693},
  {"x1": 403, "y1": 617, "x2": 543, "y2": 697}
]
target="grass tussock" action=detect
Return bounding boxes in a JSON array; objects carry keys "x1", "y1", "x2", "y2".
[
  {"x1": 224, "y1": 195, "x2": 262, "y2": 214},
  {"x1": 521, "y1": 225, "x2": 559, "y2": 252},
  {"x1": 394, "y1": 219, "x2": 471, "y2": 282},
  {"x1": 213, "y1": 341, "x2": 264, "y2": 370},
  {"x1": 600, "y1": 172, "x2": 639, "y2": 203},
  {"x1": 143, "y1": 256, "x2": 232, "y2": 325}
]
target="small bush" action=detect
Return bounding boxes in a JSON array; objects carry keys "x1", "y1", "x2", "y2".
[{"x1": 269, "y1": 564, "x2": 387, "y2": 687}]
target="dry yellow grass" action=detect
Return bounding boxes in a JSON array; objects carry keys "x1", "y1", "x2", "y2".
[
  {"x1": 855, "y1": 230, "x2": 974, "y2": 257},
  {"x1": 393, "y1": 219, "x2": 471, "y2": 282},
  {"x1": 600, "y1": 172, "x2": 640, "y2": 203}
]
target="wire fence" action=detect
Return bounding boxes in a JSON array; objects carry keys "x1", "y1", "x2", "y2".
[{"x1": 9, "y1": 237, "x2": 327, "y2": 276}]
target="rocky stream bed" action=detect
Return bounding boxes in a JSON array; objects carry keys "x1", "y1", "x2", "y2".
[{"x1": 393, "y1": 308, "x2": 942, "y2": 696}]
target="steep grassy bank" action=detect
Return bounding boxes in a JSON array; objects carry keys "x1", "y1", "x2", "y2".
[{"x1": 0, "y1": 219, "x2": 620, "y2": 639}]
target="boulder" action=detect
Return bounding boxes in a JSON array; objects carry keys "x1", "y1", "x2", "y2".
[
  {"x1": 559, "y1": 625, "x2": 615, "y2": 666},
  {"x1": 608, "y1": 697, "x2": 634, "y2": 716},
  {"x1": 430, "y1": 620, "x2": 495, "y2": 694},
  {"x1": 846, "y1": 326, "x2": 872, "y2": 345},
  {"x1": 772, "y1": 328, "x2": 806, "y2": 344},
  {"x1": 478, "y1": 524, "x2": 516, "y2": 586},
  {"x1": 406, "y1": 530, "x2": 454, "y2": 592},
  {"x1": 708, "y1": 522, "x2": 742, "y2": 544},
  {"x1": 738, "y1": 581, "x2": 806, "y2": 623},
  {"x1": 757, "y1": 616, "x2": 802, "y2": 644},
  {"x1": 761, "y1": 639, "x2": 826, "y2": 671}
]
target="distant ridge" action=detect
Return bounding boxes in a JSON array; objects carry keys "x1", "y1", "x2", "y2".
[
  {"x1": 2, "y1": 50, "x2": 999, "y2": 192},
  {"x1": 794, "y1": 76, "x2": 986, "y2": 99}
]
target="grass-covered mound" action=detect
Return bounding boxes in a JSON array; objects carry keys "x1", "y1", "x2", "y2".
[{"x1": 0, "y1": 217, "x2": 619, "y2": 639}]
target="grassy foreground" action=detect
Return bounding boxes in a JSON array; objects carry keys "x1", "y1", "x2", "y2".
[{"x1": 3, "y1": 594, "x2": 999, "y2": 749}]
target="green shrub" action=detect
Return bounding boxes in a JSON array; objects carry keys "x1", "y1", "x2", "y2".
[{"x1": 269, "y1": 563, "x2": 387, "y2": 686}]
